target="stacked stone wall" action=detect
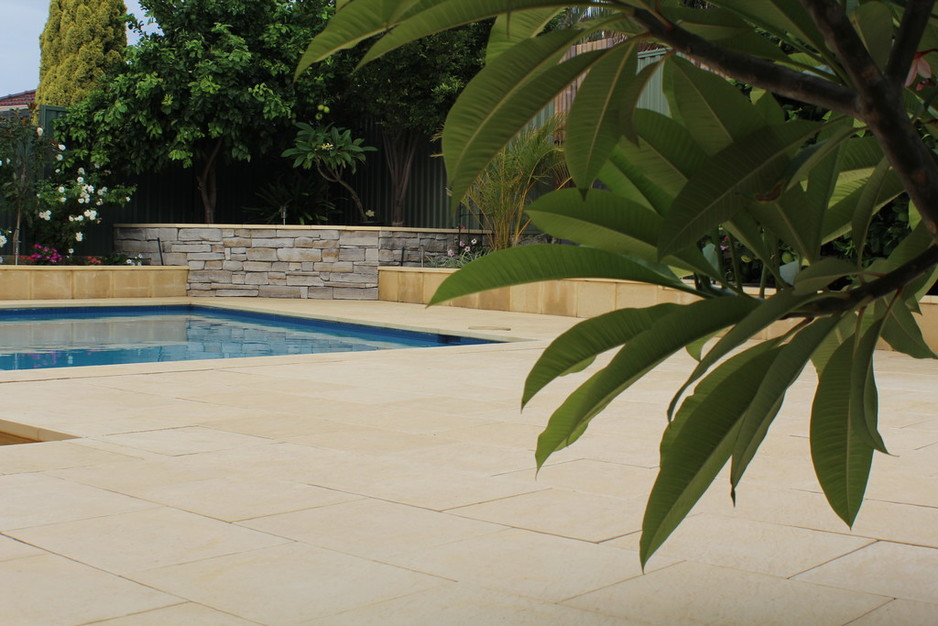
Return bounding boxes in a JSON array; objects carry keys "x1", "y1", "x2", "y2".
[{"x1": 113, "y1": 225, "x2": 460, "y2": 299}]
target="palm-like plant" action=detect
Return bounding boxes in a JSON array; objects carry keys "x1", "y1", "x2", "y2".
[{"x1": 462, "y1": 115, "x2": 568, "y2": 250}]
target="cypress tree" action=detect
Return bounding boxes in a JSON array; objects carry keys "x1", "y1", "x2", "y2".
[{"x1": 36, "y1": 0, "x2": 127, "y2": 107}]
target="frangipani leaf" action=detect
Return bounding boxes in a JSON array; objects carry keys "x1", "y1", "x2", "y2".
[
  {"x1": 851, "y1": 316, "x2": 888, "y2": 453},
  {"x1": 669, "y1": 288, "x2": 818, "y2": 417},
  {"x1": 567, "y1": 42, "x2": 641, "y2": 187},
  {"x1": 486, "y1": 8, "x2": 563, "y2": 64},
  {"x1": 882, "y1": 303, "x2": 938, "y2": 359},
  {"x1": 811, "y1": 335, "x2": 876, "y2": 526},
  {"x1": 525, "y1": 189, "x2": 719, "y2": 277},
  {"x1": 793, "y1": 257, "x2": 858, "y2": 295},
  {"x1": 428, "y1": 244, "x2": 696, "y2": 306},
  {"x1": 641, "y1": 344, "x2": 780, "y2": 566},
  {"x1": 536, "y1": 295, "x2": 761, "y2": 469},
  {"x1": 523, "y1": 304, "x2": 681, "y2": 406},
  {"x1": 731, "y1": 317, "x2": 843, "y2": 489},
  {"x1": 658, "y1": 121, "x2": 821, "y2": 258},
  {"x1": 443, "y1": 31, "x2": 610, "y2": 206}
]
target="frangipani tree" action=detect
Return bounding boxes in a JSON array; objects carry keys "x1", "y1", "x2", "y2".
[{"x1": 299, "y1": 1, "x2": 938, "y2": 565}]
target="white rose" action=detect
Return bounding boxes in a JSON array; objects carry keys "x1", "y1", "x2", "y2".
[
  {"x1": 36, "y1": 127, "x2": 43, "y2": 136},
  {"x1": 75, "y1": 232, "x2": 83, "y2": 242}
]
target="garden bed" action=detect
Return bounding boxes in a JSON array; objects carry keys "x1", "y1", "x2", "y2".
[{"x1": 0, "y1": 265, "x2": 188, "y2": 300}]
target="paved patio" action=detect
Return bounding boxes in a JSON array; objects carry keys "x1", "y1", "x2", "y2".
[{"x1": 0, "y1": 298, "x2": 936, "y2": 624}]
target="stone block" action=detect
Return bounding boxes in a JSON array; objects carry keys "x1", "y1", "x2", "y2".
[
  {"x1": 171, "y1": 244, "x2": 211, "y2": 253},
  {"x1": 222, "y1": 237, "x2": 252, "y2": 247},
  {"x1": 187, "y1": 252, "x2": 225, "y2": 261},
  {"x1": 214, "y1": 289, "x2": 258, "y2": 297},
  {"x1": 365, "y1": 248, "x2": 379, "y2": 262},
  {"x1": 177, "y1": 228, "x2": 222, "y2": 241},
  {"x1": 246, "y1": 248, "x2": 278, "y2": 261},
  {"x1": 204, "y1": 261, "x2": 223, "y2": 270},
  {"x1": 338, "y1": 232, "x2": 378, "y2": 246},
  {"x1": 187, "y1": 261, "x2": 205, "y2": 270},
  {"x1": 243, "y1": 261, "x2": 272, "y2": 272},
  {"x1": 189, "y1": 270, "x2": 233, "y2": 284},
  {"x1": 236, "y1": 229, "x2": 279, "y2": 238},
  {"x1": 307, "y1": 287, "x2": 335, "y2": 299},
  {"x1": 315, "y1": 262, "x2": 353, "y2": 273},
  {"x1": 321, "y1": 249, "x2": 340, "y2": 263},
  {"x1": 277, "y1": 248, "x2": 322, "y2": 262},
  {"x1": 287, "y1": 275, "x2": 325, "y2": 287},
  {"x1": 222, "y1": 261, "x2": 243, "y2": 271},
  {"x1": 258, "y1": 285, "x2": 306, "y2": 298},
  {"x1": 271, "y1": 262, "x2": 288, "y2": 272},
  {"x1": 313, "y1": 229, "x2": 340, "y2": 240},
  {"x1": 339, "y1": 248, "x2": 365, "y2": 262},
  {"x1": 161, "y1": 253, "x2": 188, "y2": 266},
  {"x1": 334, "y1": 287, "x2": 378, "y2": 300},
  {"x1": 253, "y1": 237, "x2": 295, "y2": 248},
  {"x1": 232, "y1": 274, "x2": 246, "y2": 284},
  {"x1": 244, "y1": 273, "x2": 269, "y2": 285},
  {"x1": 269, "y1": 277, "x2": 287, "y2": 285},
  {"x1": 293, "y1": 237, "x2": 320, "y2": 248}
]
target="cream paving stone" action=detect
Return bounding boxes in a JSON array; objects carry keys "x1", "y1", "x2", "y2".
[
  {"x1": 89, "y1": 602, "x2": 258, "y2": 625},
  {"x1": 0, "y1": 535, "x2": 44, "y2": 562},
  {"x1": 0, "y1": 553, "x2": 178, "y2": 625},
  {"x1": 451, "y1": 487, "x2": 644, "y2": 542},
  {"x1": 342, "y1": 467, "x2": 548, "y2": 511},
  {"x1": 0, "y1": 439, "x2": 138, "y2": 474},
  {"x1": 205, "y1": 412, "x2": 352, "y2": 439},
  {"x1": 848, "y1": 598, "x2": 938, "y2": 625},
  {"x1": 49, "y1": 455, "x2": 235, "y2": 495},
  {"x1": 441, "y1": 421, "x2": 546, "y2": 448},
  {"x1": 241, "y1": 498, "x2": 505, "y2": 559},
  {"x1": 130, "y1": 476, "x2": 362, "y2": 522},
  {"x1": 99, "y1": 426, "x2": 273, "y2": 456},
  {"x1": 8, "y1": 507, "x2": 291, "y2": 574},
  {"x1": 606, "y1": 514, "x2": 873, "y2": 577},
  {"x1": 382, "y1": 528, "x2": 659, "y2": 603},
  {"x1": 323, "y1": 405, "x2": 497, "y2": 435},
  {"x1": 503, "y1": 458, "x2": 659, "y2": 499},
  {"x1": 387, "y1": 441, "x2": 538, "y2": 475},
  {"x1": 286, "y1": 424, "x2": 454, "y2": 456},
  {"x1": 794, "y1": 541, "x2": 938, "y2": 603},
  {"x1": 564, "y1": 560, "x2": 890, "y2": 625},
  {"x1": 0, "y1": 473, "x2": 158, "y2": 530},
  {"x1": 184, "y1": 389, "x2": 333, "y2": 415},
  {"x1": 132, "y1": 542, "x2": 448, "y2": 624},
  {"x1": 317, "y1": 581, "x2": 624, "y2": 625}
]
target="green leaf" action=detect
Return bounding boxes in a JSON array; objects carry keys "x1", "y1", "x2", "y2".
[
  {"x1": 567, "y1": 42, "x2": 643, "y2": 187},
  {"x1": 535, "y1": 295, "x2": 761, "y2": 468},
  {"x1": 525, "y1": 189, "x2": 720, "y2": 278},
  {"x1": 731, "y1": 317, "x2": 842, "y2": 489},
  {"x1": 443, "y1": 31, "x2": 609, "y2": 206},
  {"x1": 663, "y1": 56, "x2": 764, "y2": 154},
  {"x1": 793, "y1": 257, "x2": 858, "y2": 295},
  {"x1": 658, "y1": 121, "x2": 821, "y2": 258},
  {"x1": 811, "y1": 335, "x2": 876, "y2": 526},
  {"x1": 850, "y1": 157, "x2": 892, "y2": 263},
  {"x1": 668, "y1": 288, "x2": 817, "y2": 417},
  {"x1": 486, "y1": 8, "x2": 563, "y2": 63},
  {"x1": 852, "y1": 1, "x2": 894, "y2": 71},
  {"x1": 851, "y1": 316, "x2": 888, "y2": 453},
  {"x1": 882, "y1": 303, "x2": 938, "y2": 359},
  {"x1": 295, "y1": 0, "x2": 426, "y2": 77},
  {"x1": 641, "y1": 345, "x2": 780, "y2": 566},
  {"x1": 523, "y1": 304, "x2": 681, "y2": 406},
  {"x1": 428, "y1": 244, "x2": 696, "y2": 306}
]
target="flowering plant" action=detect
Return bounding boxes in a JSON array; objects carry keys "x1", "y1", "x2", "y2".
[
  {"x1": 34, "y1": 154, "x2": 134, "y2": 253},
  {"x1": 427, "y1": 233, "x2": 489, "y2": 268},
  {"x1": 16, "y1": 244, "x2": 142, "y2": 266}
]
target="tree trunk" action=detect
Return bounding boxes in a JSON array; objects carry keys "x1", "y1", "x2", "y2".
[
  {"x1": 382, "y1": 128, "x2": 419, "y2": 227},
  {"x1": 195, "y1": 139, "x2": 223, "y2": 224}
]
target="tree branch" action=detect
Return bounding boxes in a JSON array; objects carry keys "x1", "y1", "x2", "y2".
[
  {"x1": 796, "y1": 245, "x2": 938, "y2": 316},
  {"x1": 628, "y1": 7, "x2": 859, "y2": 117},
  {"x1": 886, "y1": 0, "x2": 936, "y2": 84}
]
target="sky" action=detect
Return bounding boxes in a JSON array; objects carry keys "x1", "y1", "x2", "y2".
[{"x1": 0, "y1": 0, "x2": 147, "y2": 97}]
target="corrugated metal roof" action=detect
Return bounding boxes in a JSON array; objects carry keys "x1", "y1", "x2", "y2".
[{"x1": 0, "y1": 90, "x2": 36, "y2": 109}]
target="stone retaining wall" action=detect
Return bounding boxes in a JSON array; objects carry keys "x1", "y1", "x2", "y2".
[{"x1": 113, "y1": 224, "x2": 463, "y2": 299}]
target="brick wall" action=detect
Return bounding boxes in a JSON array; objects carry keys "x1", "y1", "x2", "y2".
[{"x1": 113, "y1": 225, "x2": 460, "y2": 299}]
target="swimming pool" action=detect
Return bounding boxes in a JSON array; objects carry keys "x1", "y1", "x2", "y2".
[{"x1": 0, "y1": 305, "x2": 493, "y2": 370}]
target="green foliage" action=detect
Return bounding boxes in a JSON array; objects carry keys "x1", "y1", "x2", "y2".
[
  {"x1": 0, "y1": 112, "x2": 58, "y2": 257},
  {"x1": 243, "y1": 173, "x2": 338, "y2": 225},
  {"x1": 36, "y1": 0, "x2": 128, "y2": 108},
  {"x1": 282, "y1": 123, "x2": 376, "y2": 222},
  {"x1": 302, "y1": 0, "x2": 938, "y2": 566},
  {"x1": 34, "y1": 157, "x2": 134, "y2": 253},
  {"x1": 462, "y1": 115, "x2": 567, "y2": 250},
  {"x1": 57, "y1": 0, "x2": 341, "y2": 223}
]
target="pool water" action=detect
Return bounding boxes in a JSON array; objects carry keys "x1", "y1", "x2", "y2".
[{"x1": 0, "y1": 305, "x2": 491, "y2": 370}]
